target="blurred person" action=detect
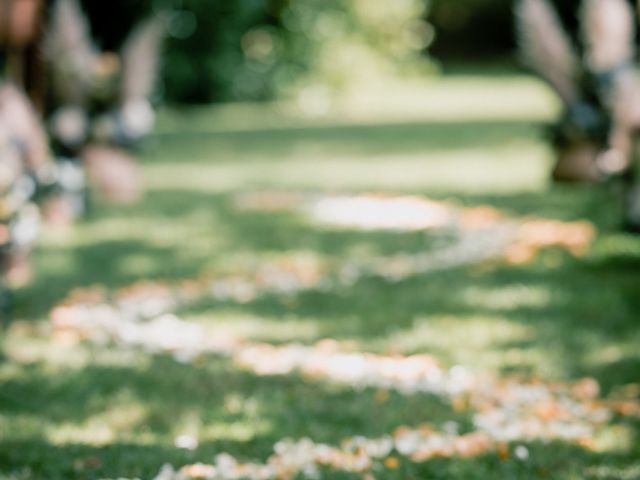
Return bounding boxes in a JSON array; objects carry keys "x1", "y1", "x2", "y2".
[
  {"x1": 1, "y1": 0, "x2": 83, "y2": 230},
  {"x1": 0, "y1": 1, "x2": 55, "y2": 302},
  {"x1": 45, "y1": 0, "x2": 163, "y2": 206},
  {"x1": 516, "y1": 0, "x2": 640, "y2": 230},
  {"x1": 517, "y1": 0, "x2": 639, "y2": 181},
  {"x1": 0, "y1": 82, "x2": 58, "y2": 293},
  {"x1": 0, "y1": 0, "x2": 48, "y2": 108}
]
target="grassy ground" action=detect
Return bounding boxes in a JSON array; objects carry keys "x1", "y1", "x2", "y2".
[{"x1": 1, "y1": 72, "x2": 639, "y2": 479}]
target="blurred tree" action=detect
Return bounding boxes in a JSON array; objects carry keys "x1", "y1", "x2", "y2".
[
  {"x1": 162, "y1": 0, "x2": 276, "y2": 102},
  {"x1": 271, "y1": 0, "x2": 434, "y2": 97},
  {"x1": 75, "y1": 0, "x2": 433, "y2": 103}
]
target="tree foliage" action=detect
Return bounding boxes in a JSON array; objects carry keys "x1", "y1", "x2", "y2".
[{"x1": 80, "y1": 0, "x2": 432, "y2": 103}]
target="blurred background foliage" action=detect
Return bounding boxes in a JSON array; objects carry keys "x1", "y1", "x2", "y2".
[
  {"x1": 79, "y1": 0, "x2": 433, "y2": 104},
  {"x1": 77, "y1": 0, "x2": 589, "y2": 104}
]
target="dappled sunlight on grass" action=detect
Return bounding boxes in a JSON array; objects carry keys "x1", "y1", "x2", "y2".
[
  {"x1": 46, "y1": 399, "x2": 148, "y2": 446},
  {"x1": 2, "y1": 72, "x2": 639, "y2": 479},
  {"x1": 384, "y1": 315, "x2": 539, "y2": 372},
  {"x1": 458, "y1": 285, "x2": 553, "y2": 311},
  {"x1": 181, "y1": 312, "x2": 321, "y2": 344},
  {"x1": 1, "y1": 337, "x2": 467, "y2": 450},
  {"x1": 144, "y1": 136, "x2": 551, "y2": 195}
]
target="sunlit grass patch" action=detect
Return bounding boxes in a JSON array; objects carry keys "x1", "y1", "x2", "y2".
[
  {"x1": 180, "y1": 311, "x2": 322, "y2": 344},
  {"x1": 144, "y1": 135, "x2": 551, "y2": 195},
  {"x1": 156, "y1": 73, "x2": 559, "y2": 134}
]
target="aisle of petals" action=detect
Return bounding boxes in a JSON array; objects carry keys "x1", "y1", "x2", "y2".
[
  {"x1": 53, "y1": 287, "x2": 639, "y2": 479},
  {"x1": 235, "y1": 192, "x2": 596, "y2": 266},
  {"x1": 150, "y1": 428, "x2": 498, "y2": 480},
  {"x1": 52, "y1": 295, "x2": 640, "y2": 431},
  {"x1": 52, "y1": 194, "x2": 617, "y2": 479},
  {"x1": 78, "y1": 307, "x2": 639, "y2": 480}
]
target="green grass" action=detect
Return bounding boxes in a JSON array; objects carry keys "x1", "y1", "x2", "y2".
[{"x1": 1, "y1": 72, "x2": 639, "y2": 479}]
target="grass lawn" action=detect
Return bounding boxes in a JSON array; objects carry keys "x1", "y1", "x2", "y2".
[{"x1": 1, "y1": 72, "x2": 639, "y2": 479}]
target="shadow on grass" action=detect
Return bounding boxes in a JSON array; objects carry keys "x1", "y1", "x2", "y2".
[
  {"x1": 0, "y1": 353, "x2": 468, "y2": 441},
  {"x1": 14, "y1": 237, "x2": 209, "y2": 320}
]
